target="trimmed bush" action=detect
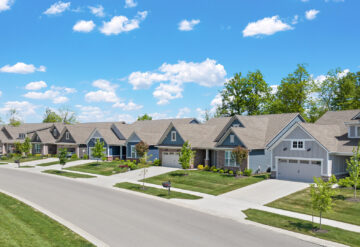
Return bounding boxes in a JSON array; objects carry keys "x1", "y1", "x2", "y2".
[
  {"x1": 213, "y1": 168, "x2": 218, "y2": 172},
  {"x1": 243, "y1": 168, "x2": 252, "y2": 176},
  {"x1": 210, "y1": 165, "x2": 216, "y2": 171},
  {"x1": 229, "y1": 170, "x2": 234, "y2": 175},
  {"x1": 197, "y1": 164, "x2": 204, "y2": 170},
  {"x1": 83, "y1": 154, "x2": 89, "y2": 160},
  {"x1": 219, "y1": 169, "x2": 224, "y2": 173},
  {"x1": 224, "y1": 169, "x2": 229, "y2": 174},
  {"x1": 204, "y1": 165, "x2": 210, "y2": 171},
  {"x1": 71, "y1": 154, "x2": 78, "y2": 159},
  {"x1": 35, "y1": 154, "x2": 41, "y2": 157},
  {"x1": 101, "y1": 156, "x2": 107, "y2": 161},
  {"x1": 236, "y1": 170, "x2": 242, "y2": 176},
  {"x1": 153, "y1": 159, "x2": 161, "y2": 166}
]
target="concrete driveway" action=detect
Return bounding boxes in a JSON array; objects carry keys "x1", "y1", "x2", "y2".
[{"x1": 219, "y1": 179, "x2": 309, "y2": 205}]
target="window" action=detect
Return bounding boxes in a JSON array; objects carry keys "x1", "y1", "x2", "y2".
[
  {"x1": 171, "y1": 131, "x2": 176, "y2": 142},
  {"x1": 311, "y1": 160, "x2": 321, "y2": 166},
  {"x1": 291, "y1": 140, "x2": 304, "y2": 150},
  {"x1": 233, "y1": 124, "x2": 240, "y2": 127},
  {"x1": 19, "y1": 133, "x2": 25, "y2": 139},
  {"x1": 230, "y1": 134, "x2": 235, "y2": 143},
  {"x1": 131, "y1": 145, "x2": 137, "y2": 158},
  {"x1": 37, "y1": 135, "x2": 40, "y2": 141},
  {"x1": 53, "y1": 129, "x2": 57, "y2": 136},
  {"x1": 34, "y1": 144, "x2": 41, "y2": 154},
  {"x1": 65, "y1": 132, "x2": 70, "y2": 140},
  {"x1": 225, "y1": 150, "x2": 237, "y2": 167}
]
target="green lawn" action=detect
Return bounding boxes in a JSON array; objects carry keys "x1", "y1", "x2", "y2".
[
  {"x1": 65, "y1": 161, "x2": 150, "y2": 176},
  {"x1": 0, "y1": 162, "x2": 8, "y2": 165},
  {"x1": 18, "y1": 166, "x2": 35, "y2": 168},
  {"x1": 267, "y1": 187, "x2": 360, "y2": 226},
  {"x1": 1, "y1": 156, "x2": 46, "y2": 163},
  {"x1": 0, "y1": 192, "x2": 94, "y2": 247},
  {"x1": 142, "y1": 170, "x2": 268, "y2": 195},
  {"x1": 115, "y1": 182, "x2": 202, "y2": 200},
  {"x1": 244, "y1": 209, "x2": 360, "y2": 247},
  {"x1": 43, "y1": 170, "x2": 96, "y2": 178}
]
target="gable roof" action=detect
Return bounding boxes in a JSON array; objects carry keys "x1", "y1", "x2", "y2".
[{"x1": 316, "y1": 109, "x2": 360, "y2": 127}]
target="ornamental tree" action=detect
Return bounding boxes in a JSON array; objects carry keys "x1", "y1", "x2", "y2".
[
  {"x1": 92, "y1": 139, "x2": 106, "y2": 163},
  {"x1": 58, "y1": 148, "x2": 67, "y2": 169},
  {"x1": 135, "y1": 141, "x2": 149, "y2": 159},
  {"x1": 346, "y1": 143, "x2": 360, "y2": 198},
  {"x1": 232, "y1": 146, "x2": 248, "y2": 168},
  {"x1": 179, "y1": 141, "x2": 195, "y2": 169}
]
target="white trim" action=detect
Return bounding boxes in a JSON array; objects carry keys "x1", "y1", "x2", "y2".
[
  {"x1": 290, "y1": 140, "x2": 305, "y2": 151},
  {"x1": 329, "y1": 152, "x2": 353, "y2": 156},
  {"x1": 274, "y1": 156, "x2": 325, "y2": 177},
  {"x1": 171, "y1": 131, "x2": 177, "y2": 142},
  {"x1": 230, "y1": 134, "x2": 234, "y2": 143},
  {"x1": 65, "y1": 132, "x2": 70, "y2": 140},
  {"x1": 283, "y1": 139, "x2": 313, "y2": 141}
]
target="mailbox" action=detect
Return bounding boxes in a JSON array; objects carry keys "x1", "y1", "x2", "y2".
[{"x1": 162, "y1": 181, "x2": 171, "y2": 195}]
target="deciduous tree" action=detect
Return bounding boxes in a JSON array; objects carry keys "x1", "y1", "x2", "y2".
[
  {"x1": 137, "y1": 114, "x2": 152, "y2": 121},
  {"x1": 346, "y1": 144, "x2": 360, "y2": 199},
  {"x1": 43, "y1": 108, "x2": 62, "y2": 123},
  {"x1": 179, "y1": 141, "x2": 195, "y2": 169},
  {"x1": 92, "y1": 139, "x2": 106, "y2": 163}
]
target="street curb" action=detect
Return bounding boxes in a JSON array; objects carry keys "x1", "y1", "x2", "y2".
[{"x1": 0, "y1": 188, "x2": 109, "y2": 247}]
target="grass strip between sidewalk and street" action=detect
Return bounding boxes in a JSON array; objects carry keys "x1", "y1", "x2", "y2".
[
  {"x1": 243, "y1": 209, "x2": 360, "y2": 247},
  {"x1": 114, "y1": 182, "x2": 202, "y2": 200},
  {"x1": 42, "y1": 170, "x2": 96, "y2": 178},
  {"x1": 0, "y1": 192, "x2": 94, "y2": 247}
]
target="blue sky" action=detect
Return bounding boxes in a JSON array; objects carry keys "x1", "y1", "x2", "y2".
[{"x1": 0, "y1": 0, "x2": 359, "y2": 123}]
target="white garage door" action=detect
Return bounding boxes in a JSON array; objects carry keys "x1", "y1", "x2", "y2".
[
  {"x1": 278, "y1": 158, "x2": 321, "y2": 182},
  {"x1": 162, "y1": 152, "x2": 181, "y2": 168}
]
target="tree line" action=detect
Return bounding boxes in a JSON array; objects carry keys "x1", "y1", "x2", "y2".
[{"x1": 214, "y1": 64, "x2": 360, "y2": 122}]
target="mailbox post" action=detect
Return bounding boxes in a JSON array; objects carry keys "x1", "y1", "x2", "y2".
[{"x1": 162, "y1": 181, "x2": 171, "y2": 196}]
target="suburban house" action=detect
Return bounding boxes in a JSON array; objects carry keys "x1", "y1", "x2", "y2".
[
  {"x1": 157, "y1": 113, "x2": 304, "y2": 172},
  {"x1": 268, "y1": 110, "x2": 360, "y2": 182},
  {"x1": 29, "y1": 123, "x2": 65, "y2": 155}
]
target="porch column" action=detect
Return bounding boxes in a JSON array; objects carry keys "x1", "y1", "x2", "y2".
[
  {"x1": 120, "y1": 146, "x2": 123, "y2": 160},
  {"x1": 2, "y1": 144, "x2": 6, "y2": 155},
  {"x1": 42, "y1": 145, "x2": 48, "y2": 156},
  {"x1": 75, "y1": 146, "x2": 80, "y2": 157},
  {"x1": 205, "y1": 149, "x2": 209, "y2": 166}
]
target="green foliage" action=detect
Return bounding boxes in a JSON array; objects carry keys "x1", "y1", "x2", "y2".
[
  {"x1": 139, "y1": 152, "x2": 152, "y2": 164},
  {"x1": 153, "y1": 159, "x2": 161, "y2": 166},
  {"x1": 58, "y1": 148, "x2": 67, "y2": 169},
  {"x1": 22, "y1": 137, "x2": 32, "y2": 155},
  {"x1": 135, "y1": 141, "x2": 149, "y2": 158},
  {"x1": 217, "y1": 71, "x2": 273, "y2": 116},
  {"x1": 213, "y1": 168, "x2": 218, "y2": 172},
  {"x1": 210, "y1": 165, "x2": 216, "y2": 171},
  {"x1": 92, "y1": 139, "x2": 106, "y2": 163},
  {"x1": 71, "y1": 154, "x2": 78, "y2": 159},
  {"x1": 310, "y1": 175, "x2": 337, "y2": 229},
  {"x1": 124, "y1": 160, "x2": 138, "y2": 170},
  {"x1": 236, "y1": 170, "x2": 242, "y2": 176},
  {"x1": 197, "y1": 164, "x2": 204, "y2": 170},
  {"x1": 83, "y1": 154, "x2": 89, "y2": 160},
  {"x1": 137, "y1": 114, "x2": 152, "y2": 121},
  {"x1": 204, "y1": 165, "x2": 210, "y2": 171},
  {"x1": 58, "y1": 106, "x2": 77, "y2": 124},
  {"x1": 232, "y1": 146, "x2": 248, "y2": 165},
  {"x1": 219, "y1": 169, "x2": 224, "y2": 173},
  {"x1": 243, "y1": 168, "x2": 252, "y2": 176},
  {"x1": 8, "y1": 108, "x2": 21, "y2": 126},
  {"x1": 346, "y1": 144, "x2": 360, "y2": 198},
  {"x1": 179, "y1": 141, "x2": 195, "y2": 169},
  {"x1": 337, "y1": 177, "x2": 354, "y2": 188},
  {"x1": 42, "y1": 108, "x2": 62, "y2": 123},
  {"x1": 229, "y1": 170, "x2": 234, "y2": 175}
]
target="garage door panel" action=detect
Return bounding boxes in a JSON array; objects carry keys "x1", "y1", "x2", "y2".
[
  {"x1": 278, "y1": 158, "x2": 321, "y2": 182},
  {"x1": 162, "y1": 152, "x2": 181, "y2": 168}
]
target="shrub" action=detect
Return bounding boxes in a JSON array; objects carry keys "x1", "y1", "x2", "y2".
[
  {"x1": 224, "y1": 169, "x2": 229, "y2": 173},
  {"x1": 204, "y1": 165, "x2": 210, "y2": 171},
  {"x1": 338, "y1": 177, "x2": 354, "y2": 188},
  {"x1": 197, "y1": 164, "x2": 204, "y2": 170},
  {"x1": 1, "y1": 156, "x2": 7, "y2": 160},
  {"x1": 243, "y1": 168, "x2": 252, "y2": 176},
  {"x1": 236, "y1": 170, "x2": 242, "y2": 176},
  {"x1": 229, "y1": 170, "x2": 234, "y2": 175},
  {"x1": 114, "y1": 157, "x2": 120, "y2": 161},
  {"x1": 71, "y1": 154, "x2": 78, "y2": 159},
  {"x1": 83, "y1": 154, "x2": 89, "y2": 160},
  {"x1": 126, "y1": 161, "x2": 138, "y2": 170},
  {"x1": 35, "y1": 154, "x2": 41, "y2": 157},
  {"x1": 153, "y1": 159, "x2": 161, "y2": 166},
  {"x1": 219, "y1": 169, "x2": 224, "y2": 173},
  {"x1": 213, "y1": 168, "x2": 218, "y2": 172},
  {"x1": 210, "y1": 165, "x2": 216, "y2": 171},
  {"x1": 101, "y1": 156, "x2": 107, "y2": 161}
]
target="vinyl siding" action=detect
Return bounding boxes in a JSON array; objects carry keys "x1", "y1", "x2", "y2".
[
  {"x1": 126, "y1": 142, "x2": 138, "y2": 158},
  {"x1": 59, "y1": 130, "x2": 76, "y2": 143},
  {"x1": 218, "y1": 131, "x2": 244, "y2": 147},
  {"x1": 285, "y1": 126, "x2": 312, "y2": 139},
  {"x1": 148, "y1": 145, "x2": 159, "y2": 161},
  {"x1": 329, "y1": 155, "x2": 350, "y2": 175},
  {"x1": 161, "y1": 127, "x2": 184, "y2": 146},
  {"x1": 249, "y1": 149, "x2": 270, "y2": 173}
]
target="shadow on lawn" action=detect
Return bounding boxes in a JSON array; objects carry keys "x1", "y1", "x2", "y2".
[{"x1": 289, "y1": 221, "x2": 314, "y2": 231}]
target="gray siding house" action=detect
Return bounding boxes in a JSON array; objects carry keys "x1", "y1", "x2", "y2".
[{"x1": 269, "y1": 110, "x2": 360, "y2": 182}]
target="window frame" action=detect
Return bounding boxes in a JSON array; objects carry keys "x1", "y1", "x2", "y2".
[
  {"x1": 291, "y1": 140, "x2": 305, "y2": 150},
  {"x1": 230, "y1": 134, "x2": 235, "y2": 144},
  {"x1": 65, "y1": 132, "x2": 70, "y2": 140},
  {"x1": 130, "y1": 145, "x2": 137, "y2": 158},
  {"x1": 171, "y1": 131, "x2": 177, "y2": 142},
  {"x1": 34, "y1": 144, "x2": 41, "y2": 154},
  {"x1": 225, "y1": 150, "x2": 237, "y2": 167}
]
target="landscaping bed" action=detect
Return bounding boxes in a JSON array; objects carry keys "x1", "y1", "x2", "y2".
[
  {"x1": 65, "y1": 161, "x2": 151, "y2": 176},
  {"x1": 0, "y1": 192, "x2": 94, "y2": 247},
  {"x1": 243, "y1": 209, "x2": 360, "y2": 247},
  {"x1": 267, "y1": 187, "x2": 360, "y2": 226},
  {"x1": 142, "y1": 170, "x2": 268, "y2": 195},
  {"x1": 114, "y1": 182, "x2": 202, "y2": 200},
  {"x1": 43, "y1": 170, "x2": 96, "y2": 178}
]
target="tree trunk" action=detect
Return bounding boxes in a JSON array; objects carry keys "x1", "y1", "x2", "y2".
[
  {"x1": 355, "y1": 184, "x2": 357, "y2": 199},
  {"x1": 319, "y1": 211, "x2": 322, "y2": 230}
]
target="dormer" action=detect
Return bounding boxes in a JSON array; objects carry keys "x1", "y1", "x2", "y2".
[
  {"x1": 18, "y1": 133, "x2": 26, "y2": 139},
  {"x1": 348, "y1": 124, "x2": 360, "y2": 138}
]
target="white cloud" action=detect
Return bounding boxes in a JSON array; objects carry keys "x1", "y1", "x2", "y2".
[
  {"x1": 0, "y1": 62, "x2": 46, "y2": 74},
  {"x1": 76, "y1": 104, "x2": 136, "y2": 123},
  {"x1": 23, "y1": 86, "x2": 75, "y2": 104},
  {"x1": 100, "y1": 11, "x2": 147, "y2": 35},
  {"x1": 25, "y1": 81, "x2": 47, "y2": 90},
  {"x1": 270, "y1": 85, "x2": 279, "y2": 94},
  {"x1": 195, "y1": 108, "x2": 205, "y2": 122},
  {"x1": 243, "y1": 15, "x2": 293, "y2": 37},
  {"x1": 305, "y1": 9, "x2": 320, "y2": 20},
  {"x1": 85, "y1": 79, "x2": 119, "y2": 103},
  {"x1": 129, "y1": 58, "x2": 227, "y2": 90},
  {"x1": 337, "y1": 69, "x2": 350, "y2": 78},
  {"x1": 125, "y1": 0, "x2": 137, "y2": 8},
  {"x1": 292, "y1": 15, "x2": 299, "y2": 25},
  {"x1": 73, "y1": 20, "x2": 95, "y2": 32},
  {"x1": 113, "y1": 101, "x2": 143, "y2": 111},
  {"x1": 178, "y1": 19, "x2": 200, "y2": 31},
  {"x1": 153, "y1": 83, "x2": 183, "y2": 105},
  {"x1": 44, "y1": 1, "x2": 71, "y2": 15},
  {"x1": 0, "y1": 101, "x2": 38, "y2": 117},
  {"x1": 210, "y1": 93, "x2": 222, "y2": 114},
  {"x1": 301, "y1": 0, "x2": 309, "y2": 2},
  {"x1": 0, "y1": 91, "x2": 2, "y2": 97},
  {"x1": 149, "y1": 112, "x2": 168, "y2": 120},
  {"x1": 176, "y1": 107, "x2": 191, "y2": 118},
  {"x1": 89, "y1": 5, "x2": 104, "y2": 17},
  {"x1": 0, "y1": 0, "x2": 14, "y2": 12}
]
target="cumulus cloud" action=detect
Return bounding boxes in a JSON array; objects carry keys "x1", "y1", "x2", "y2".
[
  {"x1": 124, "y1": 0, "x2": 137, "y2": 8},
  {"x1": 85, "y1": 79, "x2": 119, "y2": 103},
  {"x1": 0, "y1": 101, "x2": 38, "y2": 117},
  {"x1": 99, "y1": 11, "x2": 147, "y2": 35},
  {"x1": 25, "y1": 81, "x2": 47, "y2": 90},
  {"x1": 113, "y1": 101, "x2": 143, "y2": 111},
  {"x1": 150, "y1": 112, "x2": 169, "y2": 120},
  {"x1": 73, "y1": 20, "x2": 95, "y2": 32},
  {"x1": 44, "y1": 1, "x2": 71, "y2": 15},
  {"x1": 178, "y1": 19, "x2": 200, "y2": 31},
  {"x1": 153, "y1": 83, "x2": 183, "y2": 105},
  {"x1": 0, "y1": 91, "x2": 2, "y2": 97},
  {"x1": 305, "y1": 9, "x2": 320, "y2": 20},
  {"x1": 176, "y1": 107, "x2": 191, "y2": 118},
  {"x1": 0, "y1": 0, "x2": 14, "y2": 12},
  {"x1": 76, "y1": 104, "x2": 136, "y2": 123},
  {"x1": 210, "y1": 93, "x2": 222, "y2": 114},
  {"x1": 89, "y1": 5, "x2": 104, "y2": 17},
  {"x1": 243, "y1": 15, "x2": 293, "y2": 37},
  {"x1": 0, "y1": 62, "x2": 46, "y2": 74},
  {"x1": 292, "y1": 15, "x2": 299, "y2": 25},
  {"x1": 270, "y1": 85, "x2": 279, "y2": 94},
  {"x1": 23, "y1": 86, "x2": 75, "y2": 104}
]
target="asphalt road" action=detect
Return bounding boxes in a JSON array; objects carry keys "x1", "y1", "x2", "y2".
[{"x1": 0, "y1": 168, "x2": 319, "y2": 247}]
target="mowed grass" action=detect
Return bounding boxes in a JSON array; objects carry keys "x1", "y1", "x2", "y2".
[
  {"x1": 43, "y1": 170, "x2": 96, "y2": 178},
  {"x1": 244, "y1": 209, "x2": 360, "y2": 247},
  {"x1": 0, "y1": 192, "x2": 94, "y2": 247},
  {"x1": 18, "y1": 166, "x2": 35, "y2": 168},
  {"x1": 115, "y1": 182, "x2": 202, "y2": 200},
  {"x1": 267, "y1": 187, "x2": 360, "y2": 226},
  {"x1": 142, "y1": 170, "x2": 267, "y2": 196},
  {"x1": 66, "y1": 161, "x2": 150, "y2": 176},
  {"x1": 1, "y1": 156, "x2": 45, "y2": 163}
]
